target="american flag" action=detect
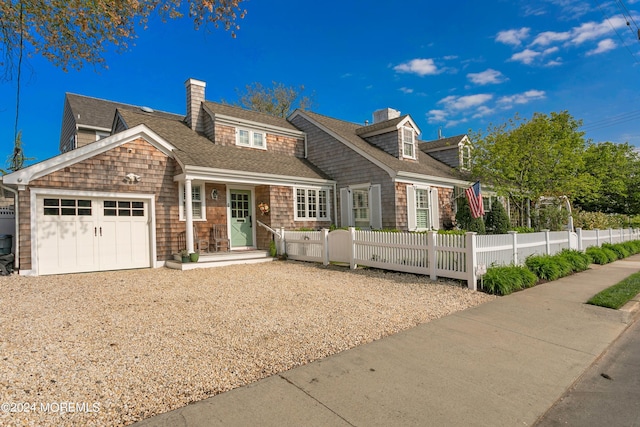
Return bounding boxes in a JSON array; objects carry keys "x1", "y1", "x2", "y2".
[{"x1": 465, "y1": 181, "x2": 485, "y2": 219}]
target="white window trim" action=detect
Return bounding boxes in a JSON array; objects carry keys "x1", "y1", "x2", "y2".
[
  {"x1": 179, "y1": 182, "x2": 207, "y2": 221},
  {"x1": 407, "y1": 185, "x2": 439, "y2": 231},
  {"x1": 96, "y1": 131, "x2": 110, "y2": 141},
  {"x1": 236, "y1": 127, "x2": 267, "y2": 150},
  {"x1": 402, "y1": 126, "x2": 416, "y2": 159},
  {"x1": 459, "y1": 144, "x2": 472, "y2": 170},
  {"x1": 294, "y1": 187, "x2": 331, "y2": 221}
]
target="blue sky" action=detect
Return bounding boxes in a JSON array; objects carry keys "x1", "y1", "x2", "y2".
[{"x1": 1, "y1": 0, "x2": 640, "y2": 164}]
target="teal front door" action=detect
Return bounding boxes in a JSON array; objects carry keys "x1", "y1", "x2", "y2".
[{"x1": 230, "y1": 190, "x2": 253, "y2": 248}]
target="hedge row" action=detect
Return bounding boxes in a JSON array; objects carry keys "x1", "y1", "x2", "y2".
[{"x1": 482, "y1": 241, "x2": 640, "y2": 295}]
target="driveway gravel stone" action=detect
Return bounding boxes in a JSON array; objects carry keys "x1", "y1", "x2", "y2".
[{"x1": 0, "y1": 261, "x2": 494, "y2": 426}]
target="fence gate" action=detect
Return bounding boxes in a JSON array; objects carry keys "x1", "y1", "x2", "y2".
[{"x1": 328, "y1": 229, "x2": 350, "y2": 263}]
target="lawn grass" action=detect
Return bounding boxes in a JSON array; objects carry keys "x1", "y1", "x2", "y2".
[{"x1": 587, "y1": 271, "x2": 640, "y2": 309}]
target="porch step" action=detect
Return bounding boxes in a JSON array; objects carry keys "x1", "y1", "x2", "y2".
[{"x1": 166, "y1": 250, "x2": 274, "y2": 271}]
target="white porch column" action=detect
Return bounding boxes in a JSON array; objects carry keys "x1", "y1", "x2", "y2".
[{"x1": 184, "y1": 179, "x2": 195, "y2": 254}]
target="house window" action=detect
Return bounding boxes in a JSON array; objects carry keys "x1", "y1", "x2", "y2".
[
  {"x1": 415, "y1": 189, "x2": 431, "y2": 229},
  {"x1": 460, "y1": 144, "x2": 471, "y2": 170},
  {"x1": 402, "y1": 127, "x2": 415, "y2": 159},
  {"x1": 353, "y1": 189, "x2": 370, "y2": 228},
  {"x1": 179, "y1": 183, "x2": 206, "y2": 221},
  {"x1": 236, "y1": 128, "x2": 267, "y2": 149},
  {"x1": 295, "y1": 188, "x2": 329, "y2": 220}
]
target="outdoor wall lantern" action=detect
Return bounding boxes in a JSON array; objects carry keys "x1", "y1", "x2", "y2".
[{"x1": 211, "y1": 189, "x2": 218, "y2": 200}]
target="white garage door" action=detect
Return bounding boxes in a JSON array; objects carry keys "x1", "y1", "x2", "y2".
[{"x1": 37, "y1": 196, "x2": 151, "y2": 275}]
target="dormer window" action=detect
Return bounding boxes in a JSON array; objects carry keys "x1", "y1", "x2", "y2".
[
  {"x1": 402, "y1": 127, "x2": 415, "y2": 159},
  {"x1": 460, "y1": 144, "x2": 471, "y2": 170},
  {"x1": 236, "y1": 128, "x2": 266, "y2": 149}
]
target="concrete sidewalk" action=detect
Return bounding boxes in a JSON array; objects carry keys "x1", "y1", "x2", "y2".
[{"x1": 134, "y1": 256, "x2": 640, "y2": 427}]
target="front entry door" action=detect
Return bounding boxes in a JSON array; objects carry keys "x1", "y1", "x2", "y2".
[{"x1": 230, "y1": 190, "x2": 253, "y2": 248}]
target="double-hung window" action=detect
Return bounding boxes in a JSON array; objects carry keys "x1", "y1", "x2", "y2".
[
  {"x1": 402, "y1": 127, "x2": 415, "y2": 159},
  {"x1": 180, "y1": 183, "x2": 206, "y2": 220},
  {"x1": 352, "y1": 189, "x2": 370, "y2": 228},
  {"x1": 415, "y1": 189, "x2": 431, "y2": 229},
  {"x1": 237, "y1": 128, "x2": 266, "y2": 149},
  {"x1": 295, "y1": 188, "x2": 329, "y2": 220}
]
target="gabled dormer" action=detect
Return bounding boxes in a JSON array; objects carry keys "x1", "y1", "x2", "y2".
[
  {"x1": 355, "y1": 108, "x2": 421, "y2": 161},
  {"x1": 420, "y1": 134, "x2": 472, "y2": 170}
]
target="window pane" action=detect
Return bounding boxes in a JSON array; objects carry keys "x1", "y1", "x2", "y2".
[
  {"x1": 296, "y1": 189, "x2": 306, "y2": 217},
  {"x1": 104, "y1": 209, "x2": 117, "y2": 216},
  {"x1": 253, "y1": 132, "x2": 264, "y2": 147},
  {"x1": 318, "y1": 190, "x2": 327, "y2": 218},
  {"x1": 308, "y1": 190, "x2": 317, "y2": 217},
  {"x1": 78, "y1": 208, "x2": 92, "y2": 216},
  {"x1": 238, "y1": 129, "x2": 249, "y2": 145},
  {"x1": 78, "y1": 200, "x2": 91, "y2": 207},
  {"x1": 44, "y1": 198, "x2": 59, "y2": 207},
  {"x1": 44, "y1": 208, "x2": 59, "y2": 216},
  {"x1": 61, "y1": 199, "x2": 76, "y2": 207},
  {"x1": 132, "y1": 209, "x2": 145, "y2": 217},
  {"x1": 119, "y1": 209, "x2": 131, "y2": 216},
  {"x1": 118, "y1": 201, "x2": 131, "y2": 208},
  {"x1": 132, "y1": 201, "x2": 144, "y2": 209},
  {"x1": 104, "y1": 200, "x2": 116, "y2": 208},
  {"x1": 61, "y1": 208, "x2": 76, "y2": 216}
]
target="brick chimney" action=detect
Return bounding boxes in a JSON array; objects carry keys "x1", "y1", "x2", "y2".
[{"x1": 185, "y1": 78, "x2": 206, "y2": 132}]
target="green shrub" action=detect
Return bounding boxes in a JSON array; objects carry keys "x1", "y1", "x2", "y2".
[
  {"x1": 485, "y1": 200, "x2": 510, "y2": 235},
  {"x1": 557, "y1": 249, "x2": 591, "y2": 272},
  {"x1": 437, "y1": 229, "x2": 466, "y2": 235},
  {"x1": 586, "y1": 247, "x2": 609, "y2": 264},
  {"x1": 483, "y1": 265, "x2": 537, "y2": 296},
  {"x1": 603, "y1": 243, "x2": 630, "y2": 259},
  {"x1": 511, "y1": 226, "x2": 535, "y2": 233},
  {"x1": 456, "y1": 196, "x2": 486, "y2": 234},
  {"x1": 602, "y1": 247, "x2": 619, "y2": 263},
  {"x1": 269, "y1": 240, "x2": 277, "y2": 257},
  {"x1": 525, "y1": 255, "x2": 563, "y2": 281},
  {"x1": 622, "y1": 240, "x2": 640, "y2": 254}
]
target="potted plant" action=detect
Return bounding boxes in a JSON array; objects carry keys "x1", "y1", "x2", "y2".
[
  {"x1": 189, "y1": 252, "x2": 200, "y2": 262},
  {"x1": 180, "y1": 249, "x2": 190, "y2": 263}
]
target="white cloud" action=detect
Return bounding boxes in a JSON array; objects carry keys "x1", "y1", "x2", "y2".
[
  {"x1": 427, "y1": 109, "x2": 448, "y2": 123},
  {"x1": 399, "y1": 87, "x2": 414, "y2": 94},
  {"x1": 467, "y1": 69, "x2": 506, "y2": 85},
  {"x1": 571, "y1": 17, "x2": 626, "y2": 45},
  {"x1": 394, "y1": 58, "x2": 441, "y2": 76},
  {"x1": 586, "y1": 38, "x2": 617, "y2": 55},
  {"x1": 545, "y1": 58, "x2": 564, "y2": 66},
  {"x1": 496, "y1": 28, "x2": 531, "y2": 46},
  {"x1": 472, "y1": 106, "x2": 495, "y2": 118},
  {"x1": 531, "y1": 31, "x2": 571, "y2": 46},
  {"x1": 443, "y1": 55, "x2": 459, "y2": 60},
  {"x1": 498, "y1": 90, "x2": 546, "y2": 106},
  {"x1": 510, "y1": 49, "x2": 541, "y2": 64},
  {"x1": 439, "y1": 94, "x2": 494, "y2": 111},
  {"x1": 445, "y1": 118, "x2": 469, "y2": 128}
]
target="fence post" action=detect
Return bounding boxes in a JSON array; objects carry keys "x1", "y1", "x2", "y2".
[
  {"x1": 609, "y1": 228, "x2": 613, "y2": 244},
  {"x1": 427, "y1": 231, "x2": 437, "y2": 280},
  {"x1": 322, "y1": 229, "x2": 329, "y2": 266},
  {"x1": 349, "y1": 227, "x2": 357, "y2": 270},
  {"x1": 544, "y1": 230, "x2": 551, "y2": 255},
  {"x1": 465, "y1": 232, "x2": 477, "y2": 291},
  {"x1": 596, "y1": 229, "x2": 601, "y2": 247},
  {"x1": 620, "y1": 228, "x2": 624, "y2": 244},
  {"x1": 508, "y1": 231, "x2": 518, "y2": 265},
  {"x1": 576, "y1": 228, "x2": 583, "y2": 251}
]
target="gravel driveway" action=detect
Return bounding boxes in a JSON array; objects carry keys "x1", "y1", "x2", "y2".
[{"x1": 0, "y1": 261, "x2": 494, "y2": 426}]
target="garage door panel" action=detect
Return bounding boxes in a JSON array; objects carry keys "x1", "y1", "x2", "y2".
[{"x1": 37, "y1": 196, "x2": 152, "y2": 275}]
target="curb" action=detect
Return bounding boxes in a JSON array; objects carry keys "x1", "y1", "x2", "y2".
[{"x1": 619, "y1": 297, "x2": 640, "y2": 324}]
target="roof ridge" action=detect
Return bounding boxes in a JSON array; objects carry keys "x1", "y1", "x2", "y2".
[
  {"x1": 204, "y1": 100, "x2": 291, "y2": 122},
  {"x1": 66, "y1": 93, "x2": 182, "y2": 117},
  {"x1": 297, "y1": 110, "x2": 364, "y2": 128}
]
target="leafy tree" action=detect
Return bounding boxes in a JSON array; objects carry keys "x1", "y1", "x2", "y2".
[
  {"x1": 574, "y1": 141, "x2": 640, "y2": 215},
  {"x1": 470, "y1": 111, "x2": 593, "y2": 226},
  {"x1": 485, "y1": 198, "x2": 510, "y2": 234},
  {"x1": 233, "y1": 81, "x2": 315, "y2": 117},
  {"x1": 0, "y1": 1, "x2": 246, "y2": 74},
  {"x1": 455, "y1": 196, "x2": 485, "y2": 234}
]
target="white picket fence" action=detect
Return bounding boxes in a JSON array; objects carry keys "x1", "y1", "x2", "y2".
[{"x1": 280, "y1": 227, "x2": 640, "y2": 291}]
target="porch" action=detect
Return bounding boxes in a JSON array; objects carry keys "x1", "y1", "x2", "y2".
[{"x1": 166, "y1": 249, "x2": 274, "y2": 271}]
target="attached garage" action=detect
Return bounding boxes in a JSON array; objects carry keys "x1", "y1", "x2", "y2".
[{"x1": 34, "y1": 192, "x2": 154, "y2": 275}]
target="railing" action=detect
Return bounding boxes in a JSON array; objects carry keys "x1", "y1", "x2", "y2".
[{"x1": 280, "y1": 227, "x2": 640, "y2": 291}]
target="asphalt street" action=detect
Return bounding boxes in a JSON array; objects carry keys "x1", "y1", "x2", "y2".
[{"x1": 534, "y1": 313, "x2": 640, "y2": 427}]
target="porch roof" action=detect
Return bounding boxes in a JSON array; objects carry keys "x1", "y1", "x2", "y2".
[{"x1": 117, "y1": 109, "x2": 331, "y2": 182}]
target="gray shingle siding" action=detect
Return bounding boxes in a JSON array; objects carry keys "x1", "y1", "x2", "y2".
[
  {"x1": 290, "y1": 115, "x2": 397, "y2": 228},
  {"x1": 428, "y1": 149, "x2": 460, "y2": 168},
  {"x1": 365, "y1": 132, "x2": 400, "y2": 158}
]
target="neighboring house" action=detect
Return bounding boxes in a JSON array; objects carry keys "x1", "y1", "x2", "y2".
[
  {"x1": 420, "y1": 134, "x2": 472, "y2": 171},
  {"x1": 2, "y1": 78, "x2": 470, "y2": 276}
]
